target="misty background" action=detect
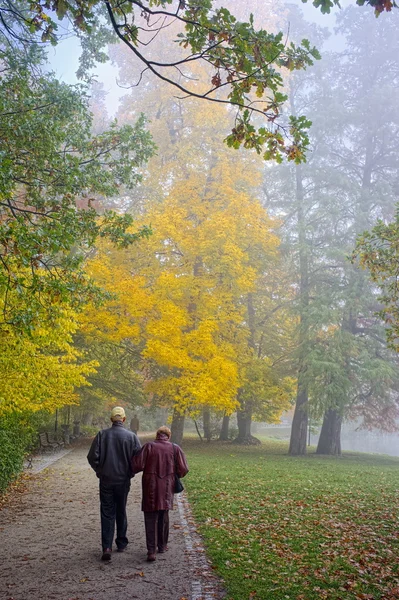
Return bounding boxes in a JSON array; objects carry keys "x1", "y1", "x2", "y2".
[{"x1": 46, "y1": 0, "x2": 399, "y2": 457}]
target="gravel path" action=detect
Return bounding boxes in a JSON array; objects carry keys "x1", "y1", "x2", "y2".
[{"x1": 0, "y1": 440, "x2": 225, "y2": 600}]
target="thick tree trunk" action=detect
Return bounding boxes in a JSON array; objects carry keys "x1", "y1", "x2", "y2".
[
  {"x1": 219, "y1": 414, "x2": 230, "y2": 441},
  {"x1": 233, "y1": 409, "x2": 261, "y2": 445},
  {"x1": 289, "y1": 380, "x2": 308, "y2": 455},
  {"x1": 203, "y1": 407, "x2": 211, "y2": 441},
  {"x1": 237, "y1": 409, "x2": 251, "y2": 438},
  {"x1": 289, "y1": 157, "x2": 310, "y2": 456},
  {"x1": 171, "y1": 410, "x2": 185, "y2": 446},
  {"x1": 316, "y1": 409, "x2": 342, "y2": 455}
]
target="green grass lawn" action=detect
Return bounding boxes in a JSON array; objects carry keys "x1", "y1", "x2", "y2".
[{"x1": 183, "y1": 437, "x2": 399, "y2": 600}]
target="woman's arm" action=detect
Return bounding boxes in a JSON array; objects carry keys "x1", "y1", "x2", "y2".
[{"x1": 175, "y1": 446, "x2": 189, "y2": 478}]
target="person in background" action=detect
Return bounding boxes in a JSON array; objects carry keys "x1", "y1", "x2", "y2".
[
  {"x1": 130, "y1": 413, "x2": 139, "y2": 434},
  {"x1": 87, "y1": 406, "x2": 141, "y2": 562},
  {"x1": 131, "y1": 426, "x2": 189, "y2": 562}
]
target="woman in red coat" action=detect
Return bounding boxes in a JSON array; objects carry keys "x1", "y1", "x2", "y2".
[{"x1": 131, "y1": 426, "x2": 189, "y2": 561}]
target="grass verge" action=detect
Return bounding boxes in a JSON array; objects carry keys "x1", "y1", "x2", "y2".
[{"x1": 183, "y1": 438, "x2": 399, "y2": 600}]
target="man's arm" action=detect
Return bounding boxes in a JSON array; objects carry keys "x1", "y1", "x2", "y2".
[
  {"x1": 128, "y1": 433, "x2": 142, "y2": 478},
  {"x1": 132, "y1": 433, "x2": 142, "y2": 456},
  {"x1": 87, "y1": 432, "x2": 101, "y2": 474}
]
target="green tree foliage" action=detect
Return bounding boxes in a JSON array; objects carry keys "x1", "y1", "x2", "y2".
[
  {"x1": 355, "y1": 214, "x2": 399, "y2": 349},
  {"x1": 76, "y1": 337, "x2": 147, "y2": 411},
  {"x1": 313, "y1": 0, "x2": 397, "y2": 13},
  {"x1": 1, "y1": 0, "x2": 321, "y2": 163},
  {"x1": 0, "y1": 47, "x2": 155, "y2": 332},
  {"x1": 0, "y1": 42, "x2": 154, "y2": 491},
  {"x1": 0, "y1": 413, "x2": 36, "y2": 491}
]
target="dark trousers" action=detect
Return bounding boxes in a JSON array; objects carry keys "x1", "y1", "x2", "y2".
[
  {"x1": 99, "y1": 480, "x2": 130, "y2": 550},
  {"x1": 144, "y1": 510, "x2": 169, "y2": 554}
]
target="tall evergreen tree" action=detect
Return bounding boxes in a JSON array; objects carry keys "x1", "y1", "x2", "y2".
[{"x1": 264, "y1": 6, "x2": 399, "y2": 455}]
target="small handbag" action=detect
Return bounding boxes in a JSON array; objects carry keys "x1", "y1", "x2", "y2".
[{"x1": 173, "y1": 443, "x2": 184, "y2": 494}]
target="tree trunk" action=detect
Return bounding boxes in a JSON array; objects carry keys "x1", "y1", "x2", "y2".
[
  {"x1": 193, "y1": 419, "x2": 203, "y2": 442},
  {"x1": 233, "y1": 408, "x2": 261, "y2": 445},
  {"x1": 203, "y1": 406, "x2": 211, "y2": 441},
  {"x1": 289, "y1": 379, "x2": 308, "y2": 455},
  {"x1": 316, "y1": 409, "x2": 342, "y2": 455},
  {"x1": 289, "y1": 155, "x2": 310, "y2": 456},
  {"x1": 171, "y1": 410, "x2": 185, "y2": 446},
  {"x1": 81, "y1": 413, "x2": 93, "y2": 426},
  {"x1": 219, "y1": 414, "x2": 230, "y2": 441}
]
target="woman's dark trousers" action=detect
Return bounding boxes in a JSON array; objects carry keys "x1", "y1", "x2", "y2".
[
  {"x1": 144, "y1": 510, "x2": 169, "y2": 554},
  {"x1": 99, "y1": 480, "x2": 130, "y2": 550}
]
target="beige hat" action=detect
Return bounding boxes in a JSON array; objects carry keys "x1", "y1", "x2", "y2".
[{"x1": 110, "y1": 406, "x2": 126, "y2": 420}]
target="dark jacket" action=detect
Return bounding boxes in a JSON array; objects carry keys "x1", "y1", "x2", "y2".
[
  {"x1": 87, "y1": 421, "x2": 141, "y2": 484},
  {"x1": 131, "y1": 439, "x2": 189, "y2": 511}
]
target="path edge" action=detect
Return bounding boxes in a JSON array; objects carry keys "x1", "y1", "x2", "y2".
[{"x1": 177, "y1": 492, "x2": 226, "y2": 600}]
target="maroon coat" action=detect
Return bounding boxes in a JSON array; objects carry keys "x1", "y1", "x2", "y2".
[{"x1": 131, "y1": 439, "x2": 189, "y2": 512}]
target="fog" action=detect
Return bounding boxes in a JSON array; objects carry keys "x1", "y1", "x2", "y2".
[
  {"x1": 253, "y1": 422, "x2": 399, "y2": 457},
  {"x1": 45, "y1": 1, "x2": 399, "y2": 455},
  {"x1": 47, "y1": 0, "x2": 347, "y2": 115}
]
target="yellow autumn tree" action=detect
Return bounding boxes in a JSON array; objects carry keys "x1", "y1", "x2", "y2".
[
  {"x1": 82, "y1": 151, "x2": 295, "y2": 442},
  {"x1": 0, "y1": 298, "x2": 98, "y2": 417},
  {"x1": 84, "y1": 6, "x2": 295, "y2": 438},
  {"x1": 76, "y1": 250, "x2": 149, "y2": 415}
]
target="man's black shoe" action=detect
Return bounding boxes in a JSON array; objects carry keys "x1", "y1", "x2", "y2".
[{"x1": 101, "y1": 548, "x2": 112, "y2": 561}]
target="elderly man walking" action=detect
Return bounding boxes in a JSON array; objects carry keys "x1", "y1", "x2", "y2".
[{"x1": 87, "y1": 406, "x2": 141, "y2": 561}]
